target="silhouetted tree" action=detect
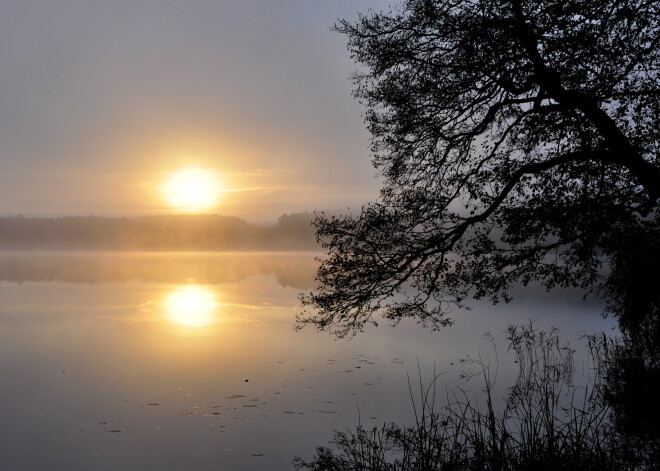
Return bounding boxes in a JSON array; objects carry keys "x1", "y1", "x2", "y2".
[
  {"x1": 300, "y1": 0, "x2": 659, "y2": 337},
  {"x1": 600, "y1": 222, "x2": 660, "y2": 462}
]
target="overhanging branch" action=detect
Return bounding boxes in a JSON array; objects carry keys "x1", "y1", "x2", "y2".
[{"x1": 434, "y1": 150, "x2": 618, "y2": 251}]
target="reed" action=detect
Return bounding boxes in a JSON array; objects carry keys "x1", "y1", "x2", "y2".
[{"x1": 294, "y1": 324, "x2": 652, "y2": 470}]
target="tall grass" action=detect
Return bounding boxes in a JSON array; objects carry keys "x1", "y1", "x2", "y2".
[{"x1": 294, "y1": 324, "x2": 653, "y2": 470}]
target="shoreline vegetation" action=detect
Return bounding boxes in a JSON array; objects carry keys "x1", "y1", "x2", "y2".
[
  {"x1": 0, "y1": 213, "x2": 318, "y2": 251},
  {"x1": 294, "y1": 325, "x2": 657, "y2": 471}
]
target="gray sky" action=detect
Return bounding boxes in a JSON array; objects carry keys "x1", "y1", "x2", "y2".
[{"x1": 0, "y1": 0, "x2": 392, "y2": 222}]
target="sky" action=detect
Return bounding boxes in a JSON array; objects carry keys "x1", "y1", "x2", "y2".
[{"x1": 0, "y1": 0, "x2": 391, "y2": 222}]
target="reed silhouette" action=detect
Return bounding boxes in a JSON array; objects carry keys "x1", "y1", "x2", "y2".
[{"x1": 295, "y1": 324, "x2": 656, "y2": 470}]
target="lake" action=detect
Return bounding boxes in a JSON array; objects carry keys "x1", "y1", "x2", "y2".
[{"x1": 0, "y1": 252, "x2": 616, "y2": 470}]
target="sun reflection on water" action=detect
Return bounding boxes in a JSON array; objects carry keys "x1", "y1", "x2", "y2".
[{"x1": 163, "y1": 285, "x2": 219, "y2": 327}]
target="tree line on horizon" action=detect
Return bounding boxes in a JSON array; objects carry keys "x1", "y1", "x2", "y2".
[{"x1": 0, "y1": 213, "x2": 319, "y2": 251}]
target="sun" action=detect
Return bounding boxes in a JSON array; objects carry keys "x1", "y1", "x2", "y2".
[
  {"x1": 164, "y1": 285, "x2": 218, "y2": 327},
  {"x1": 162, "y1": 168, "x2": 221, "y2": 211}
]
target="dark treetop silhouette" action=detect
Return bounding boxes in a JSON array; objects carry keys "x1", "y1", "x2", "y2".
[{"x1": 299, "y1": 0, "x2": 659, "y2": 338}]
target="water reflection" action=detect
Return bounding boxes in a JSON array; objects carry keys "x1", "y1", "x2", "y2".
[
  {"x1": 0, "y1": 251, "x2": 318, "y2": 289},
  {"x1": 163, "y1": 285, "x2": 219, "y2": 327},
  {"x1": 0, "y1": 252, "x2": 615, "y2": 471}
]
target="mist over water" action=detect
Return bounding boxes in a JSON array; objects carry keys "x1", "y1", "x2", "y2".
[
  {"x1": 0, "y1": 251, "x2": 318, "y2": 288},
  {"x1": 0, "y1": 214, "x2": 320, "y2": 251},
  {"x1": 0, "y1": 252, "x2": 614, "y2": 470}
]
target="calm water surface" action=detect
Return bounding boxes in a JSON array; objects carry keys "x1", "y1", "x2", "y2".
[{"x1": 0, "y1": 252, "x2": 615, "y2": 470}]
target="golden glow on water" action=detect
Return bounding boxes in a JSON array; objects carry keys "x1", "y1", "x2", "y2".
[
  {"x1": 163, "y1": 285, "x2": 219, "y2": 327},
  {"x1": 161, "y1": 168, "x2": 222, "y2": 211}
]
